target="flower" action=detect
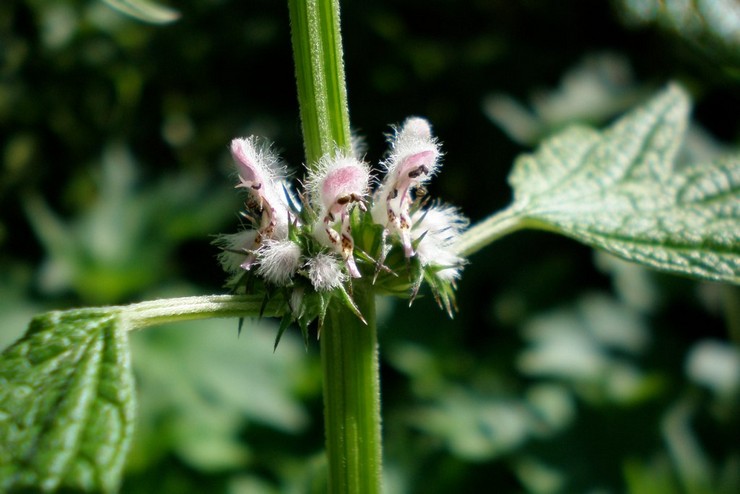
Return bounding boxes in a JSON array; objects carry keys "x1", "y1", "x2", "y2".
[
  {"x1": 217, "y1": 116, "x2": 468, "y2": 335},
  {"x1": 216, "y1": 229, "x2": 259, "y2": 274},
  {"x1": 228, "y1": 137, "x2": 294, "y2": 268},
  {"x1": 412, "y1": 203, "x2": 468, "y2": 281},
  {"x1": 371, "y1": 117, "x2": 441, "y2": 257},
  {"x1": 306, "y1": 252, "x2": 347, "y2": 291},
  {"x1": 306, "y1": 152, "x2": 370, "y2": 278},
  {"x1": 256, "y1": 239, "x2": 302, "y2": 286}
]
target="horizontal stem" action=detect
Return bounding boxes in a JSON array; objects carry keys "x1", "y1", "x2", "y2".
[{"x1": 122, "y1": 294, "x2": 282, "y2": 331}]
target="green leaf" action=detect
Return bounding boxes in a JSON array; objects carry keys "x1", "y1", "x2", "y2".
[
  {"x1": 102, "y1": 0, "x2": 180, "y2": 24},
  {"x1": 0, "y1": 308, "x2": 135, "y2": 493},
  {"x1": 459, "y1": 84, "x2": 740, "y2": 284}
]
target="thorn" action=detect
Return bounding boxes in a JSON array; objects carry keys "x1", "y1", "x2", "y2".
[
  {"x1": 337, "y1": 285, "x2": 367, "y2": 325},
  {"x1": 298, "y1": 318, "x2": 310, "y2": 350},
  {"x1": 274, "y1": 313, "x2": 292, "y2": 352},
  {"x1": 373, "y1": 229, "x2": 392, "y2": 284},
  {"x1": 259, "y1": 291, "x2": 271, "y2": 319}
]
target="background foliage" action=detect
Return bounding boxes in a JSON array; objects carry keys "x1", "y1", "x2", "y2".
[{"x1": 1, "y1": 0, "x2": 738, "y2": 492}]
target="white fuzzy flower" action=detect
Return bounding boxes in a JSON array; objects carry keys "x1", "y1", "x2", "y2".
[
  {"x1": 306, "y1": 152, "x2": 370, "y2": 278},
  {"x1": 256, "y1": 239, "x2": 302, "y2": 285},
  {"x1": 372, "y1": 117, "x2": 441, "y2": 257},
  {"x1": 306, "y1": 252, "x2": 347, "y2": 291},
  {"x1": 215, "y1": 229, "x2": 259, "y2": 273},
  {"x1": 412, "y1": 203, "x2": 468, "y2": 281}
]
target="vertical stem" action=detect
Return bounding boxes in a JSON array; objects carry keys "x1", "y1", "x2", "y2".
[
  {"x1": 288, "y1": 1, "x2": 382, "y2": 492},
  {"x1": 321, "y1": 285, "x2": 381, "y2": 493},
  {"x1": 288, "y1": 0, "x2": 352, "y2": 164}
]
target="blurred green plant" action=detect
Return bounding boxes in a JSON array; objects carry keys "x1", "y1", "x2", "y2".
[
  {"x1": 0, "y1": 1, "x2": 738, "y2": 493},
  {"x1": 23, "y1": 143, "x2": 236, "y2": 304},
  {"x1": 101, "y1": 0, "x2": 179, "y2": 24}
]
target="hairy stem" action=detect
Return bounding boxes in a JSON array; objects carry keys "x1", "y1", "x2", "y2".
[
  {"x1": 123, "y1": 294, "x2": 281, "y2": 330},
  {"x1": 288, "y1": 1, "x2": 383, "y2": 492},
  {"x1": 321, "y1": 285, "x2": 382, "y2": 493},
  {"x1": 289, "y1": 0, "x2": 352, "y2": 164},
  {"x1": 455, "y1": 206, "x2": 527, "y2": 257}
]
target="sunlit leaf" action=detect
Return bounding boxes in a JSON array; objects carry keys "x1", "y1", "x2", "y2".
[
  {"x1": 0, "y1": 308, "x2": 135, "y2": 493},
  {"x1": 102, "y1": 0, "x2": 180, "y2": 24},
  {"x1": 512, "y1": 84, "x2": 739, "y2": 283},
  {"x1": 461, "y1": 84, "x2": 740, "y2": 284}
]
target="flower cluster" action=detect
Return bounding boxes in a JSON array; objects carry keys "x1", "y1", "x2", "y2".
[{"x1": 217, "y1": 117, "x2": 467, "y2": 335}]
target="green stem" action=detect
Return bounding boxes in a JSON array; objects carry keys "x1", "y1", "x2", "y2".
[
  {"x1": 123, "y1": 294, "x2": 280, "y2": 330},
  {"x1": 321, "y1": 285, "x2": 382, "y2": 493},
  {"x1": 288, "y1": 1, "x2": 382, "y2": 492},
  {"x1": 288, "y1": 0, "x2": 352, "y2": 164},
  {"x1": 455, "y1": 206, "x2": 527, "y2": 257}
]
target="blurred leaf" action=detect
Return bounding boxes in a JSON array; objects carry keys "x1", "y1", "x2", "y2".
[
  {"x1": 685, "y1": 340, "x2": 740, "y2": 397},
  {"x1": 414, "y1": 387, "x2": 533, "y2": 460},
  {"x1": 127, "y1": 318, "x2": 312, "y2": 472},
  {"x1": 484, "y1": 52, "x2": 642, "y2": 144},
  {"x1": 462, "y1": 84, "x2": 740, "y2": 283},
  {"x1": 624, "y1": 456, "x2": 681, "y2": 494},
  {"x1": 662, "y1": 400, "x2": 715, "y2": 494},
  {"x1": 618, "y1": 0, "x2": 740, "y2": 69},
  {"x1": 512, "y1": 457, "x2": 566, "y2": 494},
  {"x1": 518, "y1": 293, "x2": 654, "y2": 404},
  {"x1": 102, "y1": 0, "x2": 180, "y2": 24},
  {"x1": 0, "y1": 271, "x2": 41, "y2": 352},
  {"x1": 24, "y1": 143, "x2": 236, "y2": 304},
  {"x1": 0, "y1": 308, "x2": 135, "y2": 493}
]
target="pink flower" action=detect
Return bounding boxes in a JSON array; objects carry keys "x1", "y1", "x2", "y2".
[
  {"x1": 228, "y1": 137, "x2": 294, "y2": 269},
  {"x1": 372, "y1": 117, "x2": 441, "y2": 256},
  {"x1": 307, "y1": 153, "x2": 370, "y2": 278}
]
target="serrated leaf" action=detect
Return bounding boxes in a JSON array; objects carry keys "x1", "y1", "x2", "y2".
[
  {"x1": 102, "y1": 0, "x2": 180, "y2": 24},
  {"x1": 507, "y1": 84, "x2": 740, "y2": 284},
  {"x1": 0, "y1": 308, "x2": 135, "y2": 493}
]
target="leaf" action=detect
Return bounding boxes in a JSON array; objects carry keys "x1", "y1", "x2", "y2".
[
  {"x1": 507, "y1": 84, "x2": 740, "y2": 284},
  {"x1": 0, "y1": 308, "x2": 135, "y2": 493},
  {"x1": 618, "y1": 0, "x2": 740, "y2": 68},
  {"x1": 102, "y1": 0, "x2": 180, "y2": 24}
]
